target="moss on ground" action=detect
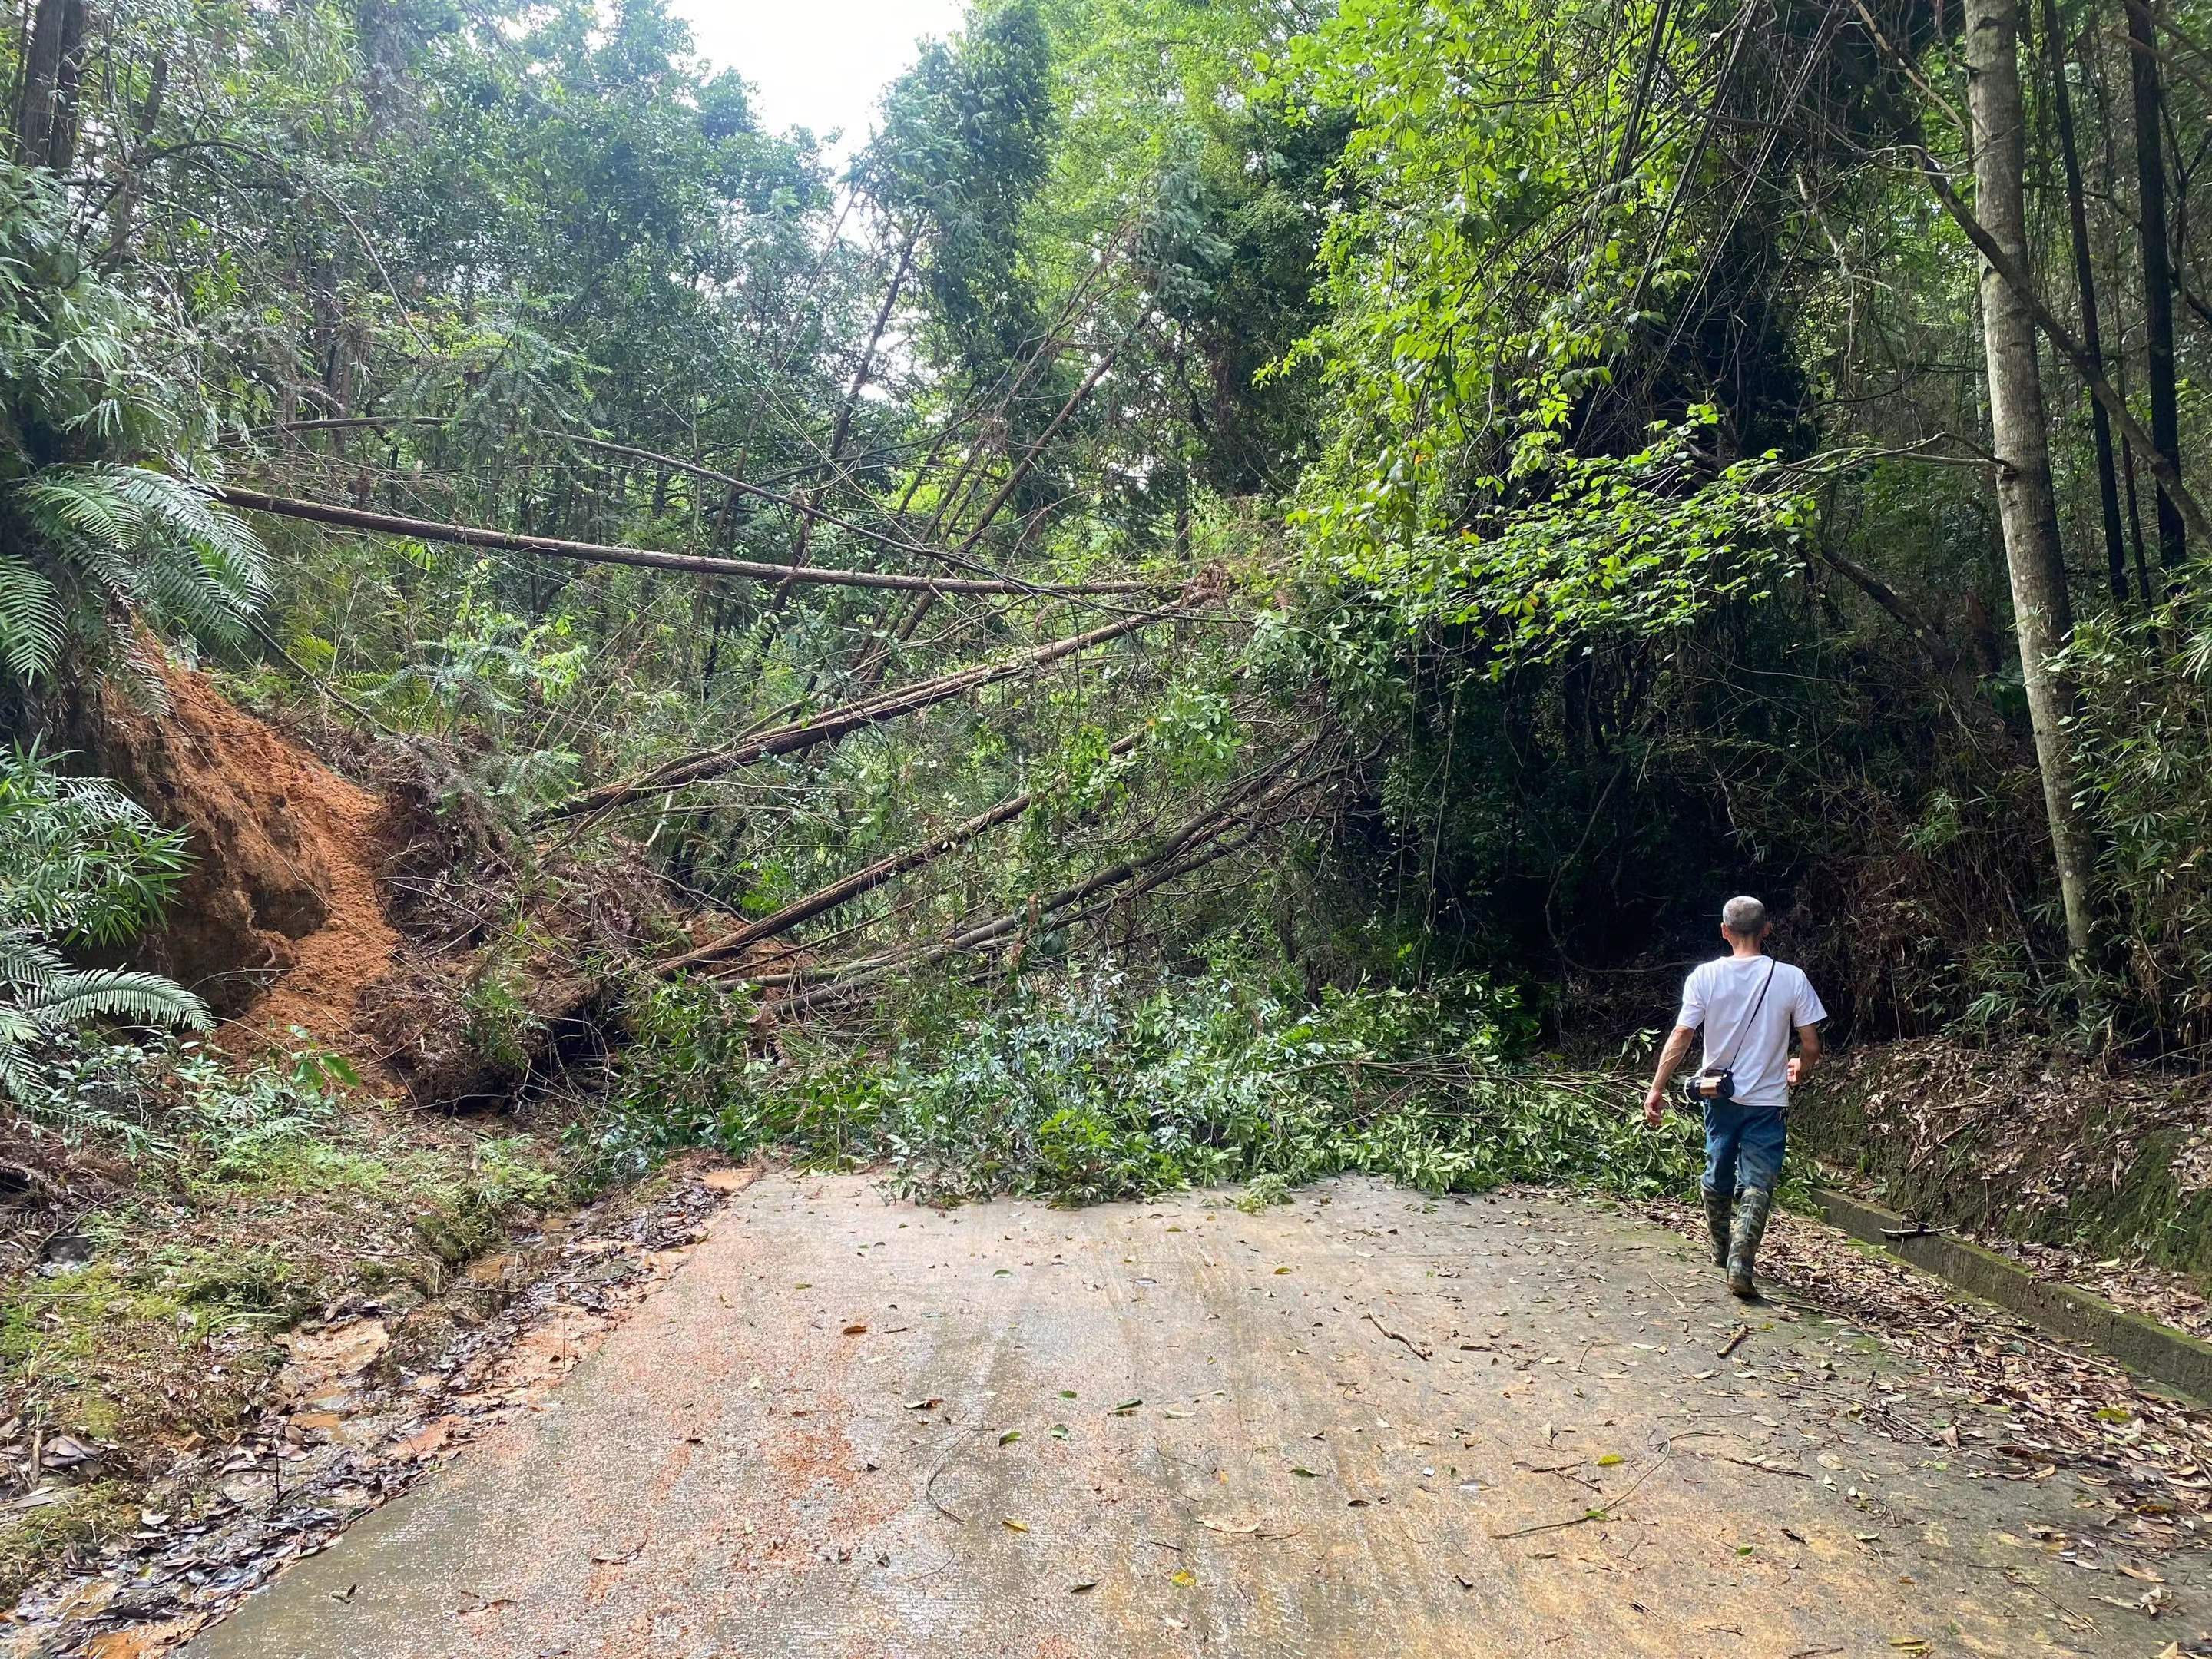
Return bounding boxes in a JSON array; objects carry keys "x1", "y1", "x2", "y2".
[
  {"x1": 0, "y1": 1482, "x2": 137, "y2": 1607},
  {"x1": 0, "y1": 1099, "x2": 579, "y2": 1607}
]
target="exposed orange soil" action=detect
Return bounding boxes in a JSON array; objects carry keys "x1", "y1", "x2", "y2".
[{"x1": 97, "y1": 660, "x2": 402, "y2": 1069}]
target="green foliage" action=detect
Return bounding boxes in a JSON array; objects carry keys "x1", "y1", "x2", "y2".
[
  {"x1": 579, "y1": 977, "x2": 765, "y2": 1181},
  {"x1": 459, "y1": 921, "x2": 551, "y2": 1071},
  {"x1": 2063, "y1": 595, "x2": 2212, "y2": 1048},
  {"x1": 1293, "y1": 412, "x2": 1815, "y2": 680},
  {"x1": 165, "y1": 1045, "x2": 347, "y2": 1187},
  {"x1": 14, "y1": 465, "x2": 268, "y2": 661},
  {"x1": 0, "y1": 747, "x2": 191, "y2": 945},
  {"x1": 6, "y1": 1028, "x2": 361, "y2": 1188},
  {"x1": 0, "y1": 747, "x2": 208, "y2": 1094},
  {"x1": 863, "y1": 2, "x2": 1058, "y2": 375},
  {"x1": 11, "y1": 0, "x2": 2207, "y2": 1093},
  {"x1": 412, "y1": 1137, "x2": 565, "y2": 1263},
  {"x1": 0, "y1": 164, "x2": 253, "y2": 684},
  {"x1": 593, "y1": 958, "x2": 1701, "y2": 1207}
]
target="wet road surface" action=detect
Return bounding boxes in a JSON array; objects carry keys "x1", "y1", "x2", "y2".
[{"x1": 186, "y1": 1174, "x2": 2197, "y2": 1657}]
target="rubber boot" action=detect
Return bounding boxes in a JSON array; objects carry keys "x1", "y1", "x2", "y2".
[
  {"x1": 1727, "y1": 1186, "x2": 1774, "y2": 1300},
  {"x1": 1701, "y1": 1184, "x2": 1733, "y2": 1268}
]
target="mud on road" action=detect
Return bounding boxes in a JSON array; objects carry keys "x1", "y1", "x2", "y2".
[{"x1": 178, "y1": 1175, "x2": 2205, "y2": 1657}]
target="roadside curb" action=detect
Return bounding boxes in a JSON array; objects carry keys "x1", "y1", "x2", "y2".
[{"x1": 1809, "y1": 1187, "x2": 2212, "y2": 1406}]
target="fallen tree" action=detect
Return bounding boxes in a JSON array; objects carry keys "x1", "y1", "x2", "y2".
[
  {"x1": 852, "y1": 348, "x2": 1124, "y2": 690},
  {"x1": 758, "y1": 740, "x2": 1332, "y2": 1015},
  {"x1": 546, "y1": 606, "x2": 1178, "y2": 822},
  {"x1": 217, "y1": 488, "x2": 1169, "y2": 598},
  {"x1": 656, "y1": 728, "x2": 1150, "y2": 973}
]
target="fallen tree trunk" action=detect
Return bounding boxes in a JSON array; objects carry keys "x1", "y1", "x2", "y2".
[
  {"x1": 546, "y1": 608, "x2": 1170, "y2": 822},
  {"x1": 657, "y1": 729, "x2": 1149, "y2": 974},
  {"x1": 218, "y1": 488, "x2": 1167, "y2": 598},
  {"x1": 763, "y1": 743, "x2": 1329, "y2": 1014}
]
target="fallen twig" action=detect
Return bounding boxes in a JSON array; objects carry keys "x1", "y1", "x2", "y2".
[
  {"x1": 1366, "y1": 1310, "x2": 1433, "y2": 1362},
  {"x1": 1718, "y1": 1325, "x2": 1750, "y2": 1359},
  {"x1": 1488, "y1": 1508, "x2": 1611, "y2": 1540},
  {"x1": 922, "y1": 1422, "x2": 973, "y2": 1522},
  {"x1": 1489, "y1": 1447, "x2": 1677, "y2": 1539},
  {"x1": 1713, "y1": 1453, "x2": 1811, "y2": 1479}
]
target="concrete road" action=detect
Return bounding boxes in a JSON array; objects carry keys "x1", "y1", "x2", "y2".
[{"x1": 187, "y1": 1174, "x2": 2184, "y2": 1657}]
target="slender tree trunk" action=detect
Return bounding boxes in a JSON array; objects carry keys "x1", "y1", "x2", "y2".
[
  {"x1": 746, "y1": 233, "x2": 922, "y2": 683},
  {"x1": 2122, "y1": 429, "x2": 2156, "y2": 598},
  {"x1": 104, "y1": 49, "x2": 166, "y2": 262},
  {"x1": 2128, "y1": 0, "x2": 2187, "y2": 568},
  {"x1": 1967, "y1": 0, "x2": 2098, "y2": 957},
  {"x1": 2040, "y1": 0, "x2": 2129, "y2": 601},
  {"x1": 548, "y1": 606, "x2": 1170, "y2": 820},
  {"x1": 13, "y1": 0, "x2": 85, "y2": 171}
]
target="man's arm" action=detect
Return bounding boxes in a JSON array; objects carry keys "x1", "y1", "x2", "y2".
[
  {"x1": 1643, "y1": 1025, "x2": 1699, "y2": 1128},
  {"x1": 1786, "y1": 1023, "x2": 1821, "y2": 1087}
]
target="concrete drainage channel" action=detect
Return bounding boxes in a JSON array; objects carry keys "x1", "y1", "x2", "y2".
[{"x1": 1810, "y1": 1186, "x2": 2212, "y2": 1405}]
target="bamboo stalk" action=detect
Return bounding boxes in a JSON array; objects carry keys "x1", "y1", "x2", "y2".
[
  {"x1": 657, "y1": 730, "x2": 1151, "y2": 974},
  {"x1": 218, "y1": 487, "x2": 1167, "y2": 598},
  {"x1": 545, "y1": 610, "x2": 1167, "y2": 822},
  {"x1": 762, "y1": 747, "x2": 1326, "y2": 1013}
]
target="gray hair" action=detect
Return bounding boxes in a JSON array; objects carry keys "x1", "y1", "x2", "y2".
[{"x1": 1721, "y1": 895, "x2": 1769, "y2": 936}]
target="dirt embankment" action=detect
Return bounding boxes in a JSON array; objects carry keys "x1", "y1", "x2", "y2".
[
  {"x1": 84, "y1": 660, "x2": 677, "y2": 1104},
  {"x1": 88, "y1": 661, "x2": 400, "y2": 1056},
  {"x1": 0, "y1": 661, "x2": 698, "y2": 1611},
  {"x1": 1794, "y1": 1036, "x2": 2212, "y2": 1283}
]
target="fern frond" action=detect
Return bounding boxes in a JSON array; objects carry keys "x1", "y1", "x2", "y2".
[
  {"x1": 18, "y1": 465, "x2": 144, "y2": 546},
  {"x1": 0, "y1": 748, "x2": 190, "y2": 942},
  {"x1": 0, "y1": 555, "x2": 61, "y2": 680},
  {"x1": 12, "y1": 465, "x2": 268, "y2": 643},
  {"x1": 0, "y1": 932, "x2": 65, "y2": 993},
  {"x1": 20, "y1": 966, "x2": 212, "y2": 1032},
  {"x1": 108, "y1": 466, "x2": 267, "y2": 592},
  {"x1": 113, "y1": 621, "x2": 173, "y2": 714}
]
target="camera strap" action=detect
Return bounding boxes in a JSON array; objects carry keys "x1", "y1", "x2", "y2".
[{"x1": 1708, "y1": 958, "x2": 1779, "y2": 1077}]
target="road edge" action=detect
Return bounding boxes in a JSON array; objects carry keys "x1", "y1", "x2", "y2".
[{"x1": 1810, "y1": 1185, "x2": 2212, "y2": 1405}]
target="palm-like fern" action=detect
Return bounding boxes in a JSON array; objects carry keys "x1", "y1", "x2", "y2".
[
  {"x1": 0, "y1": 934, "x2": 211, "y2": 1094},
  {"x1": 0, "y1": 746, "x2": 210, "y2": 1096},
  {"x1": 10, "y1": 464, "x2": 268, "y2": 676},
  {"x1": 0, "y1": 163, "x2": 263, "y2": 688},
  {"x1": 0, "y1": 558, "x2": 61, "y2": 680},
  {"x1": 0, "y1": 169, "x2": 231, "y2": 1093}
]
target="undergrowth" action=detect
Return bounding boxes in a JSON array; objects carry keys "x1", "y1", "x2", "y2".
[{"x1": 591, "y1": 956, "x2": 1710, "y2": 1207}]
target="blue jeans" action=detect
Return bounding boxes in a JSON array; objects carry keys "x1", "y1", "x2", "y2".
[{"x1": 1703, "y1": 1100, "x2": 1786, "y2": 1197}]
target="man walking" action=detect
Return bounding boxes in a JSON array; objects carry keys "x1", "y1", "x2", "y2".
[{"x1": 1643, "y1": 896, "x2": 1826, "y2": 1298}]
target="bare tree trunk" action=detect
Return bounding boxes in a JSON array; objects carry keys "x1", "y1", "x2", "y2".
[
  {"x1": 2039, "y1": 0, "x2": 2128, "y2": 601},
  {"x1": 12, "y1": 0, "x2": 85, "y2": 171},
  {"x1": 104, "y1": 49, "x2": 166, "y2": 261},
  {"x1": 219, "y1": 487, "x2": 1163, "y2": 597},
  {"x1": 547, "y1": 606, "x2": 1171, "y2": 821},
  {"x1": 2128, "y1": 0, "x2": 2187, "y2": 569},
  {"x1": 1967, "y1": 0, "x2": 2098, "y2": 957}
]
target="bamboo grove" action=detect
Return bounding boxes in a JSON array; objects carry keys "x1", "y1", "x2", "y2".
[{"x1": 7, "y1": 0, "x2": 2212, "y2": 1061}]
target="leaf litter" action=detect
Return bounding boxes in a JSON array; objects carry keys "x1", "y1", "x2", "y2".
[{"x1": 1644, "y1": 1191, "x2": 2212, "y2": 1545}]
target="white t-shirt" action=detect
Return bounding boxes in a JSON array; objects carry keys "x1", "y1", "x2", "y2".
[{"x1": 1676, "y1": 955, "x2": 1827, "y2": 1111}]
